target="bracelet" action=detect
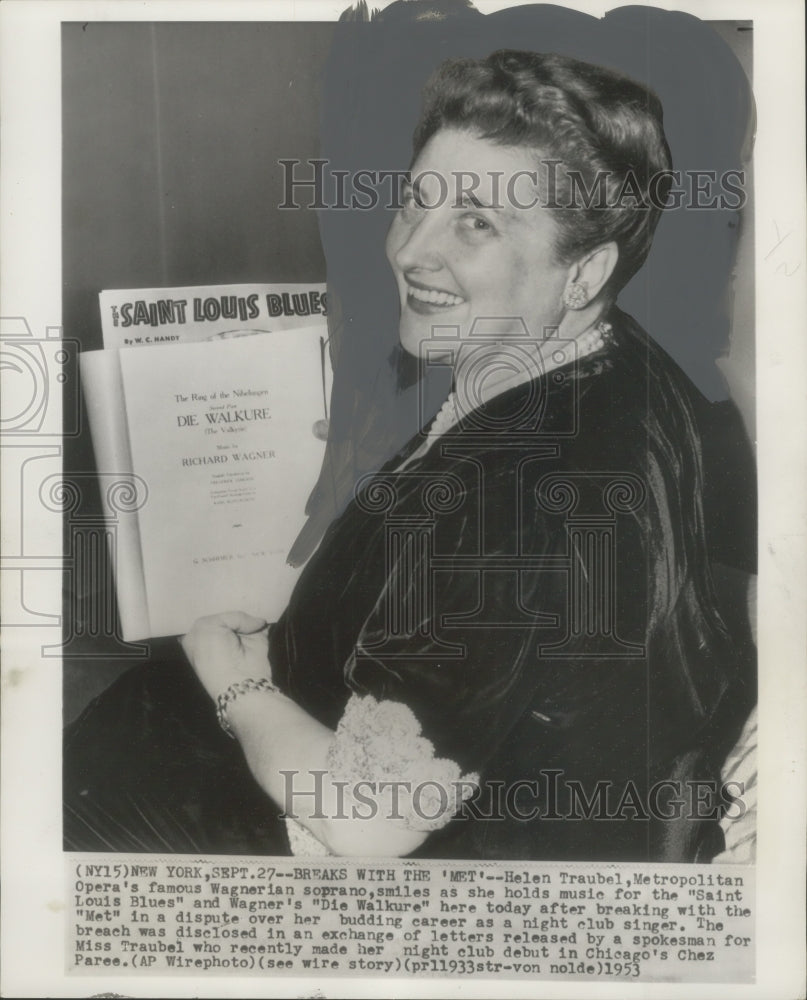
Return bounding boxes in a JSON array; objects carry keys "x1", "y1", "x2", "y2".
[{"x1": 216, "y1": 677, "x2": 281, "y2": 738}]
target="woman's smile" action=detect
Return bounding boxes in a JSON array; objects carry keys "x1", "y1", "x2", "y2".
[{"x1": 404, "y1": 276, "x2": 466, "y2": 313}]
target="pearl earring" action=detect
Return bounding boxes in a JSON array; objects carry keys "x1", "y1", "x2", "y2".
[{"x1": 563, "y1": 282, "x2": 589, "y2": 310}]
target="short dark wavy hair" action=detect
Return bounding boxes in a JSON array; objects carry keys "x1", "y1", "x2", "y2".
[{"x1": 413, "y1": 50, "x2": 673, "y2": 294}]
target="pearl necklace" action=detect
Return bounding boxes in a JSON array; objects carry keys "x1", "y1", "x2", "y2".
[
  {"x1": 394, "y1": 321, "x2": 613, "y2": 473},
  {"x1": 428, "y1": 320, "x2": 612, "y2": 440}
]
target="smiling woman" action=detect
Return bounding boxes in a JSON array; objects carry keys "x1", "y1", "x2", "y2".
[{"x1": 64, "y1": 48, "x2": 752, "y2": 862}]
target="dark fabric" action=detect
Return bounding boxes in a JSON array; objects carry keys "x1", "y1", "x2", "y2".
[
  {"x1": 64, "y1": 651, "x2": 290, "y2": 855},
  {"x1": 64, "y1": 309, "x2": 748, "y2": 859}
]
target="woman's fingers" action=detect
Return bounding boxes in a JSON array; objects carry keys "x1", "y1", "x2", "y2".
[
  {"x1": 180, "y1": 611, "x2": 266, "y2": 667},
  {"x1": 181, "y1": 611, "x2": 272, "y2": 699},
  {"x1": 193, "y1": 611, "x2": 268, "y2": 634}
]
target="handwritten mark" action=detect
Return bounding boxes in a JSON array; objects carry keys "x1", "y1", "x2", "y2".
[{"x1": 765, "y1": 220, "x2": 801, "y2": 276}]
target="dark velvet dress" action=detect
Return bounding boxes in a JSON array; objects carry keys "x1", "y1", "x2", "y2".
[{"x1": 64, "y1": 309, "x2": 745, "y2": 860}]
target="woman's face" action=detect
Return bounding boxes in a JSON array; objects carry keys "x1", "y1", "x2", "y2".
[{"x1": 386, "y1": 128, "x2": 571, "y2": 360}]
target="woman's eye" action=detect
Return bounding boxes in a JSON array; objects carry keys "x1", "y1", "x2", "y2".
[
  {"x1": 400, "y1": 187, "x2": 422, "y2": 221},
  {"x1": 459, "y1": 213, "x2": 494, "y2": 235}
]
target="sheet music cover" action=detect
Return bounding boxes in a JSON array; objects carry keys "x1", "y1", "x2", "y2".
[
  {"x1": 98, "y1": 282, "x2": 328, "y2": 348},
  {"x1": 1, "y1": 2, "x2": 804, "y2": 998},
  {"x1": 80, "y1": 329, "x2": 330, "y2": 639}
]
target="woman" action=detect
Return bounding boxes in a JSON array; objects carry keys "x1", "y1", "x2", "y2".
[{"x1": 65, "y1": 50, "x2": 741, "y2": 861}]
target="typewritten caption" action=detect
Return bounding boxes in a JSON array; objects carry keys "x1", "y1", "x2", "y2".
[{"x1": 67, "y1": 857, "x2": 753, "y2": 983}]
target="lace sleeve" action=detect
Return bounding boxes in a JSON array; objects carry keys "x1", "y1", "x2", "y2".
[
  {"x1": 283, "y1": 694, "x2": 479, "y2": 857},
  {"x1": 328, "y1": 694, "x2": 479, "y2": 833}
]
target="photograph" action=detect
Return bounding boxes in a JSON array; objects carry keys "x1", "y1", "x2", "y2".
[
  {"x1": 1, "y1": 0, "x2": 804, "y2": 997},
  {"x1": 61, "y1": 2, "x2": 757, "y2": 866}
]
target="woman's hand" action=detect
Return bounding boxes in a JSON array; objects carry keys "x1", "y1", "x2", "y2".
[
  {"x1": 180, "y1": 611, "x2": 270, "y2": 702},
  {"x1": 181, "y1": 611, "x2": 430, "y2": 857}
]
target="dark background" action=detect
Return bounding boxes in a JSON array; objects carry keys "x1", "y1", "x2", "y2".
[
  {"x1": 62, "y1": 22, "x2": 335, "y2": 720},
  {"x1": 63, "y1": 21, "x2": 333, "y2": 352}
]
